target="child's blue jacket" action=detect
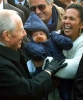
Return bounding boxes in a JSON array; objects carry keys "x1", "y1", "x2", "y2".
[{"x1": 24, "y1": 12, "x2": 73, "y2": 60}]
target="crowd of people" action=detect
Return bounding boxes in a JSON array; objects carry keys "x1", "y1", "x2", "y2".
[{"x1": 0, "y1": 0, "x2": 83, "y2": 100}]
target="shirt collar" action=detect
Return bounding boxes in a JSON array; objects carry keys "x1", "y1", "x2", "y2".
[
  {"x1": 47, "y1": 17, "x2": 52, "y2": 24},
  {"x1": 14, "y1": 0, "x2": 25, "y2": 5},
  {"x1": 0, "y1": 42, "x2": 5, "y2": 46}
]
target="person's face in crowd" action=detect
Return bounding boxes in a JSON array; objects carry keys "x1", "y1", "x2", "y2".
[
  {"x1": 32, "y1": 60, "x2": 44, "y2": 68},
  {"x1": 72, "y1": 0, "x2": 77, "y2": 2},
  {"x1": 3, "y1": 0, "x2": 7, "y2": 2},
  {"x1": 62, "y1": 8, "x2": 83, "y2": 41},
  {"x1": 7, "y1": 16, "x2": 27, "y2": 50},
  {"x1": 32, "y1": 31, "x2": 47, "y2": 42},
  {"x1": 0, "y1": 0, "x2": 2, "y2": 3},
  {"x1": 29, "y1": 0, "x2": 53, "y2": 24},
  {"x1": 60, "y1": 0, "x2": 72, "y2": 5},
  {"x1": 76, "y1": 0, "x2": 83, "y2": 6}
]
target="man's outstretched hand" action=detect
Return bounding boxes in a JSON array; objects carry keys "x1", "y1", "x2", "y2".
[{"x1": 44, "y1": 59, "x2": 67, "y2": 76}]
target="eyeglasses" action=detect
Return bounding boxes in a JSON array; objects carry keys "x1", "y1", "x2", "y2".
[{"x1": 29, "y1": 4, "x2": 47, "y2": 11}]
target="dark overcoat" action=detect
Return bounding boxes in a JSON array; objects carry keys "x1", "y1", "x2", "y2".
[{"x1": 0, "y1": 45, "x2": 52, "y2": 100}]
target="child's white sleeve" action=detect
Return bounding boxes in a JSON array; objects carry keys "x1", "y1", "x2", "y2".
[{"x1": 27, "y1": 60, "x2": 36, "y2": 73}]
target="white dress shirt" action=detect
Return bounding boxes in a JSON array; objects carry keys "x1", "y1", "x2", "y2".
[
  {"x1": 0, "y1": 0, "x2": 3, "y2": 11},
  {"x1": 14, "y1": 0, "x2": 25, "y2": 5}
]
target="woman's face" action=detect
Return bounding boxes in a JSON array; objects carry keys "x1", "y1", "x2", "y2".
[{"x1": 62, "y1": 8, "x2": 83, "y2": 41}]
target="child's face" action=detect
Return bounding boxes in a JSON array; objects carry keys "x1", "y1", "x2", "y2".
[
  {"x1": 32, "y1": 31, "x2": 47, "y2": 42},
  {"x1": 32, "y1": 60, "x2": 44, "y2": 68}
]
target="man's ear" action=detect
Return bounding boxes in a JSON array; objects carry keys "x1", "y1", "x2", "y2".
[{"x1": 2, "y1": 31, "x2": 10, "y2": 41}]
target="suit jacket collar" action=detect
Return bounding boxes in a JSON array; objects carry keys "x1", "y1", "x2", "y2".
[
  {"x1": 0, "y1": 45, "x2": 20, "y2": 62},
  {"x1": 24, "y1": 0, "x2": 28, "y2": 5},
  {"x1": 3, "y1": 2, "x2": 14, "y2": 9}
]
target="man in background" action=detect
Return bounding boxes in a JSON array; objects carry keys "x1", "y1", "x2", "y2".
[
  {"x1": 54, "y1": 0, "x2": 72, "y2": 10},
  {"x1": 13, "y1": 0, "x2": 29, "y2": 8},
  {"x1": 6, "y1": 0, "x2": 31, "y2": 23},
  {"x1": 0, "y1": 0, "x2": 25, "y2": 24},
  {"x1": 76, "y1": 0, "x2": 83, "y2": 5},
  {"x1": 28, "y1": 0, "x2": 65, "y2": 32}
]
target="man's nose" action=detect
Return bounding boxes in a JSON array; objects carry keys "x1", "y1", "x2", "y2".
[{"x1": 23, "y1": 29, "x2": 27, "y2": 36}]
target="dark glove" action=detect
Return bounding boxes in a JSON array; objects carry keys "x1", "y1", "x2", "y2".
[{"x1": 45, "y1": 59, "x2": 67, "y2": 76}]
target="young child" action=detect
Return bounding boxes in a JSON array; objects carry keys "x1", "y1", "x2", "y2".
[{"x1": 24, "y1": 12, "x2": 73, "y2": 100}]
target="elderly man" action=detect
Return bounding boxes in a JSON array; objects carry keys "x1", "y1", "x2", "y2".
[
  {"x1": 0, "y1": 10, "x2": 67, "y2": 100},
  {"x1": 0, "y1": 0, "x2": 31, "y2": 61}
]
